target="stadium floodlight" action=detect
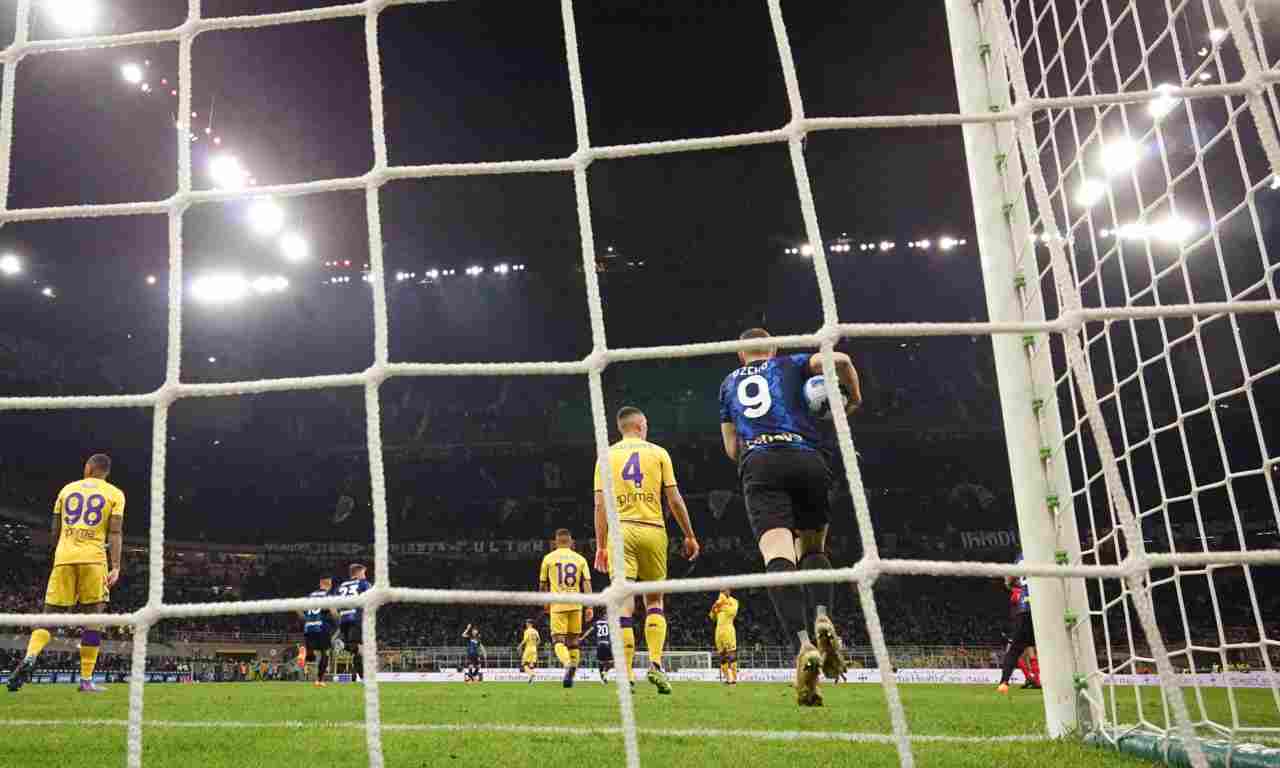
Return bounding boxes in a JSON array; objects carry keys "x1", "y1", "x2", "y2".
[
  {"x1": 465, "y1": 265, "x2": 483, "y2": 276},
  {"x1": 879, "y1": 240, "x2": 894, "y2": 251},
  {"x1": 0, "y1": 253, "x2": 20, "y2": 276},
  {"x1": 1209, "y1": 27, "x2": 1228, "y2": 44},
  {"x1": 209, "y1": 154, "x2": 248, "y2": 190},
  {"x1": 1153, "y1": 216, "x2": 1196, "y2": 245},
  {"x1": 46, "y1": 0, "x2": 99, "y2": 33},
  {"x1": 938, "y1": 237, "x2": 958, "y2": 250},
  {"x1": 425, "y1": 269, "x2": 439, "y2": 279},
  {"x1": 494, "y1": 263, "x2": 510, "y2": 274},
  {"x1": 207, "y1": 356, "x2": 216, "y2": 363},
  {"x1": 247, "y1": 199, "x2": 285, "y2": 237},
  {"x1": 1098, "y1": 138, "x2": 1140, "y2": 175},
  {"x1": 1148, "y1": 83, "x2": 1180, "y2": 119},
  {"x1": 918, "y1": 239, "x2": 932, "y2": 249},
  {"x1": 120, "y1": 62, "x2": 143, "y2": 84},
  {"x1": 251, "y1": 275, "x2": 288, "y2": 294},
  {"x1": 799, "y1": 244, "x2": 814, "y2": 257},
  {"x1": 145, "y1": 274, "x2": 157, "y2": 285},
  {"x1": 41, "y1": 286, "x2": 55, "y2": 298},
  {"x1": 1074, "y1": 178, "x2": 1107, "y2": 207},
  {"x1": 190, "y1": 273, "x2": 249, "y2": 304},
  {"x1": 279, "y1": 232, "x2": 309, "y2": 263}
]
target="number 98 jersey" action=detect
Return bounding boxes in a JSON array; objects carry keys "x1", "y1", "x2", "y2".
[
  {"x1": 719, "y1": 353, "x2": 822, "y2": 461},
  {"x1": 53, "y1": 477, "x2": 126, "y2": 566}
]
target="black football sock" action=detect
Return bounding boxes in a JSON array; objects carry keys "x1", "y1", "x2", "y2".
[
  {"x1": 765, "y1": 558, "x2": 811, "y2": 653},
  {"x1": 352, "y1": 652, "x2": 362, "y2": 680},
  {"x1": 999, "y1": 641, "x2": 1024, "y2": 685},
  {"x1": 318, "y1": 653, "x2": 329, "y2": 682},
  {"x1": 799, "y1": 552, "x2": 835, "y2": 624}
]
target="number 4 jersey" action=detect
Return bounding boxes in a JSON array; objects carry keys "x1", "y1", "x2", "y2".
[
  {"x1": 53, "y1": 477, "x2": 126, "y2": 566},
  {"x1": 719, "y1": 353, "x2": 823, "y2": 461},
  {"x1": 592, "y1": 436, "x2": 677, "y2": 527}
]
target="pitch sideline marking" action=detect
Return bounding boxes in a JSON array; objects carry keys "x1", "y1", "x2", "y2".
[{"x1": 0, "y1": 718, "x2": 1046, "y2": 744}]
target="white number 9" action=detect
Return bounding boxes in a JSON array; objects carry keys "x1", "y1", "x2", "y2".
[{"x1": 737, "y1": 374, "x2": 772, "y2": 418}]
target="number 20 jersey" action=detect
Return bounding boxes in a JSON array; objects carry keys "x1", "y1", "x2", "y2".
[
  {"x1": 592, "y1": 436, "x2": 677, "y2": 527},
  {"x1": 53, "y1": 477, "x2": 126, "y2": 566},
  {"x1": 719, "y1": 353, "x2": 822, "y2": 461}
]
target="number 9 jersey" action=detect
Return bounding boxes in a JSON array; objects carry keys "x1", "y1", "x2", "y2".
[
  {"x1": 53, "y1": 477, "x2": 126, "y2": 566},
  {"x1": 719, "y1": 353, "x2": 823, "y2": 460}
]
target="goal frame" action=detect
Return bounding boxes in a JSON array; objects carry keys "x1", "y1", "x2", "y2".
[{"x1": 943, "y1": 0, "x2": 1101, "y2": 737}]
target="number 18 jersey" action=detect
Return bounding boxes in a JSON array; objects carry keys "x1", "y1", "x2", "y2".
[
  {"x1": 539, "y1": 546, "x2": 590, "y2": 614},
  {"x1": 719, "y1": 353, "x2": 822, "y2": 460},
  {"x1": 53, "y1": 477, "x2": 126, "y2": 566},
  {"x1": 592, "y1": 436, "x2": 676, "y2": 527}
]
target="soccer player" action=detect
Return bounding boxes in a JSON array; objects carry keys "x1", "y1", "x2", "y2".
[
  {"x1": 593, "y1": 406, "x2": 699, "y2": 695},
  {"x1": 299, "y1": 576, "x2": 337, "y2": 688},
  {"x1": 579, "y1": 610, "x2": 614, "y2": 683},
  {"x1": 709, "y1": 589, "x2": 739, "y2": 685},
  {"x1": 336, "y1": 563, "x2": 372, "y2": 682},
  {"x1": 540, "y1": 529, "x2": 593, "y2": 688},
  {"x1": 7, "y1": 454, "x2": 124, "y2": 694},
  {"x1": 461, "y1": 625, "x2": 486, "y2": 683},
  {"x1": 718, "y1": 329, "x2": 861, "y2": 706},
  {"x1": 998, "y1": 554, "x2": 1040, "y2": 693},
  {"x1": 518, "y1": 619, "x2": 540, "y2": 684}
]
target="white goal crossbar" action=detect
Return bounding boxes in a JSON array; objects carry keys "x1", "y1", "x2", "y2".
[{"x1": 1, "y1": 2, "x2": 1279, "y2": 768}]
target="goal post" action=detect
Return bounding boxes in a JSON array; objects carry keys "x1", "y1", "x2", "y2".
[
  {"x1": 632, "y1": 651, "x2": 713, "y2": 672},
  {"x1": 944, "y1": 0, "x2": 1101, "y2": 738}
]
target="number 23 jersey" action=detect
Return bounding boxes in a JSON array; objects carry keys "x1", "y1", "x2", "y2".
[
  {"x1": 719, "y1": 353, "x2": 822, "y2": 460},
  {"x1": 53, "y1": 478, "x2": 126, "y2": 566},
  {"x1": 592, "y1": 436, "x2": 676, "y2": 527}
]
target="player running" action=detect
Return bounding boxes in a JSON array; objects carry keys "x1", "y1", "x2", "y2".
[
  {"x1": 518, "y1": 619, "x2": 540, "y2": 683},
  {"x1": 579, "y1": 610, "x2": 615, "y2": 683},
  {"x1": 540, "y1": 529, "x2": 593, "y2": 688},
  {"x1": 299, "y1": 576, "x2": 338, "y2": 688},
  {"x1": 718, "y1": 329, "x2": 861, "y2": 706},
  {"x1": 593, "y1": 406, "x2": 699, "y2": 695},
  {"x1": 336, "y1": 563, "x2": 371, "y2": 683},
  {"x1": 998, "y1": 554, "x2": 1040, "y2": 693},
  {"x1": 709, "y1": 589, "x2": 740, "y2": 685},
  {"x1": 8, "y1": 454, "x2": 124, "y2": 694}
]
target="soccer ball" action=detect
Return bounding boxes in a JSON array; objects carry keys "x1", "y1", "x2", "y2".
[{"x1": 803, "y1": 375, "x2": 833, "y2": 419}]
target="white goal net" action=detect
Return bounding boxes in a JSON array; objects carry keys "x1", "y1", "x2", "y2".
[{"x1": 0, "y1": 2, "x2": 1278, "y2": 768}]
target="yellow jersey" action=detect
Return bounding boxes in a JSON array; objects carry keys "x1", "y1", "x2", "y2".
[
  {"x1": 539, "y1": 546, "x2": 591, "y2": 614},
  {"x1": 53, "y1": 477, "x2": 126, "y2": 566},
  {"x1": 593, "y1": 436, "x2": 676, "y2": 527},
  {"x1": 712, "y1": 596, "x2": 739, "y2": 631},
  {"x1": 521, "y1": 627, "x2": 540, "y2": 652}
]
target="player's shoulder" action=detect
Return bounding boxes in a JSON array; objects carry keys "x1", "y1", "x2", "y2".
[{"x1": 57, "y1": 479, "x2": 81, "y2": 497}]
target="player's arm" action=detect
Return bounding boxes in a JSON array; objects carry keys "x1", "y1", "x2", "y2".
[
  {"x1": 593, "y1": 491, "x2": 610, "y2": 572},
  {"x1": 578, "y1": 624, "x2": 595, "y2": 645},
  {"x1": 659, "y1": 449, "x2": 699, "y2": 560},
  {"x1": 106, "y1": 515, "x2": 124, "y2": 587},
  {"x1": 720, "y1": 422, "x2": 739, "y2": 462},
  {"x1": 539, "y1": 565, "x2": 552, "y2": 615},
  {"x1": 462, "y1": 623, "x2": 473, "y2": 638},
  {"x1": 580, "y1": 569, "x2": 594, "y2": 623},
  {"x1": 50, "y1": 495, "x2": 63, "y2": 558},
  {"x1": 808, "y1": 351, "x2": 862, "y2": 414}
]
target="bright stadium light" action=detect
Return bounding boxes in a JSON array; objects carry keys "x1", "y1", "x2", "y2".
[
  {"x1": 191, "y1": 273, "x2": 249, "y2": 304},
  {"x1": 145, "y1": 274, "x2": 157, "y2": 285},
  {"x1": 247, "y1": 199, "x2": 285, "y2": 237},
  {"x1": 279, "y1": 232, "x2": 309, "y2": 263},
  {"x1": 120, "y1": 62, "x2": 143, "y2": 84},
  {"x1": 1154, "y1": 216, "x2": 1196, "y2": 244},
  {"x1": 466, "y1": 265, "x2": 483, "y2": 276},
  {"x1": 251, "y1": 275, "x2": 288, "y2": 294},
  {"x1": 425, "y1": 269, "x2": 439, "y2": 279},
  {"x1": 1098, "y1": 138, "x2": 1140, "y2": 175},
  {"x1": 879, "y1": 240, "x2": 894, "y2": 252},
  {"x1": 41, "y1": 286, "x2": 55, "y2": 298},
  {"x1": 939, "y1": 237, "x2": 958, "y2": 251},
  {"x1": 1074, "y1": 178, "x2": 1107, "y2": 207},
  {"x1": 1148, "y1": 83, "x2": 1180, "y2": 119},
  {"x1": 209, "y1": 154, "x2": 248, "y2": 190},
  {"x1": 494, "y1": 263, "x2": 510, "y2": 274},
  {"x1": 799, "y1": 244, "x2": 814, "y2": 257},
  {"x1": 46, "y1": 0, "x2": 99, "y2": 33},
  {"x1": 918, "y1": 239, "x2": 932, "y2": 250},
  {"x1": 1209, "y1": 28, "x2": 1228, "y2": 44},
  {"x1": 0, "y1": 253, "x2": 20, "y2": 276}
]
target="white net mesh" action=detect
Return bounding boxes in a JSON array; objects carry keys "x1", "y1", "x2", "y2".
[{"x1": 0, "y1": 2, "x2": 1278, "y2": 768}]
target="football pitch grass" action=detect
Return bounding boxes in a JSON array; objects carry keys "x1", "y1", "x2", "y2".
[{"x1": 3, "y1": 680, "x2": 1275, "y2": 767}]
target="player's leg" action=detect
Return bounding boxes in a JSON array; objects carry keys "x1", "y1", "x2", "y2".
[
  {"x1": 744, "y1": 453, "x2": 813, "y2": 654},
  {"x1": 316, "y1": 649, "x2": 330, "y2": 687},
  {"x1": 615, "y1": 526, "x2": 642, "y2": 683},
  {"x1": 793, "y1": 451, "x2": 845, "y2": 684},
  {"x1": 636, "y1": 527, "x2": 672, "y2": 694},
  {"x1": 8, "y1": 588, "x2": 65, "y2": 693},
  {"x1": 998, "y1": 617, "x2": 1030, "y2": 692},
  {"x1": 564, "y1": 613, "x2": 583, "y2": 687},
  {"x1": 75, "y1": 564, "x2": 110, "y2": 692}
]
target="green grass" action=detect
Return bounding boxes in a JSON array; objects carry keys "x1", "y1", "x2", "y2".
[{"x1": 2, "y1": 680, "x2": 1273, "y2": 767}]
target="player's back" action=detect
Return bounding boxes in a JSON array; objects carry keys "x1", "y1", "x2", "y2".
[
  {"x1": 540, "y1": 546, "x2": 589, "y2": 612},
  {"x1": 719, "y1": 353, "x2": 821, "y2": 456},
  {"x1": 522, "y1": 627, "x2": 540, "y2": 647},
  {"x1": 336, "y1": 577, "x2": 370, "y2": 624},
  {"x1": 593, "y1": 618, "x2": 611, "y2": 649},
  {"x1": 594, "y1": 437, "x2": 675, "y2": 526},
  {"x1": 302, "y1": 589, "x2": 332, "y2": 633},
  {"x1": 53, "y1": 477, "x2": 126, "y2": 565}
]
